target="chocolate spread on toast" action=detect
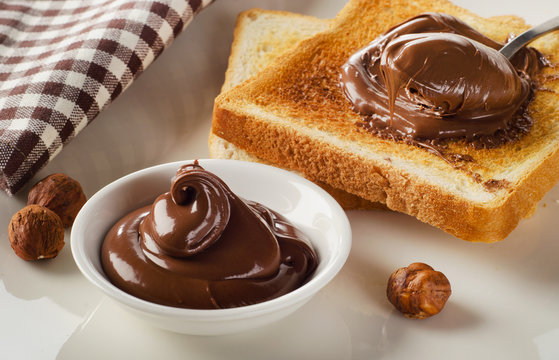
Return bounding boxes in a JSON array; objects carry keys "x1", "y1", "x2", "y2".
[{"x1": 341, "y1": 12, "x2": 546, "y2": 145}]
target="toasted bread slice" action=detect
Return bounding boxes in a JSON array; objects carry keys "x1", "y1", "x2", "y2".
[
  {"x1": 210, "y1": 8, "x2": 382, "y2": 210},
  {"x1": 213, "y1": 0, "x2": 559, "y2": 242}
]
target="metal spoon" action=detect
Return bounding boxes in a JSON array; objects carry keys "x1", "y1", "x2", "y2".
[{"x1": 499, "y1": 16, "x2": 559, "y2": 59}]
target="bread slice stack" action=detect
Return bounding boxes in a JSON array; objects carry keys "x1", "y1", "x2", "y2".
[{"x1": 210, "y1": 0, "x2": 559, "y2": 242}]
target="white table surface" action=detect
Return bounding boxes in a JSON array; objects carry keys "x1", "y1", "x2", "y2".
[{"x1": 1, "y1": 0, "x2": 558, "y2": 359}]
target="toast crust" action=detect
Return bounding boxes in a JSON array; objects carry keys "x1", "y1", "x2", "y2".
[
  {"x1": 208, "y1": 132, "x2": 384, "y2": 210},
  {"x1": 213, "y1": 0, "x2": 559, "y2": 242}
]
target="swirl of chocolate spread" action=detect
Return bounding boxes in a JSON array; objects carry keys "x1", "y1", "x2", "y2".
[
  {"x1": 101, "y1": 162, "x2": 318, "y2": 309},
  {"x1": 340, "y1": 12, "x2": 546, "y2": 141}
]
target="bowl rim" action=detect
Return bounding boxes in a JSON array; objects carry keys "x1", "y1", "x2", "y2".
[{"x1": 71, "y1": 159, "x2": 352, "y2": 319}]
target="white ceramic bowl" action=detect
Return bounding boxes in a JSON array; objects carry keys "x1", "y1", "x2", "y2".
[{"x1": 71, "y1": 159, "x2": 351, "y2": 335}]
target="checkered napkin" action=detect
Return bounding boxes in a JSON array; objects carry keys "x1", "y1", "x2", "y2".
[{"x1": 0, "y1": 0, "x2": 213, "y2": 195}]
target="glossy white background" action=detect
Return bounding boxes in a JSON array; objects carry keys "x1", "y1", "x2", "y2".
[{"x1": 0, "y1": 0, "x2": 558, "y2": 359}]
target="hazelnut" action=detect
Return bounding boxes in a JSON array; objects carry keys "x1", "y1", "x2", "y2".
[
  {"x1": 8, "y1": 205, "x2": 65, "y2": 261},
  {"x1": 386, "y1": 262, "x2": 451, "y2": 319},
  {"x1": 27, "y1": 173, "x2": 86, "y2": 227}
]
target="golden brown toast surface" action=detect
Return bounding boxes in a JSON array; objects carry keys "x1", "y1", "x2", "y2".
[{"x1": 221, "y1": 9, "x2": 330, "y2": 93}]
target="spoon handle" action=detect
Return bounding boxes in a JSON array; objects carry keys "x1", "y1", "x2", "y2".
[{"x1": 499, "y1": 16, "x2": 559, "y2": 59}]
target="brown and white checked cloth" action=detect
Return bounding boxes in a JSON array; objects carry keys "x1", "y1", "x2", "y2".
[{"x1": 0, "y1": 0, "x2": 213, "y2": 195}]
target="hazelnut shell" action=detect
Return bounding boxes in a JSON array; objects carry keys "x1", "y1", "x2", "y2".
[
  {"x1": 27, "y1": 173, "x2": 86, "y2": 227},
  {"x1": 8, "y1": 204, "x2": 65, "y2": 261},
  {"x1": 387, "y1": 262, "x2": 451, "y2": 319}
]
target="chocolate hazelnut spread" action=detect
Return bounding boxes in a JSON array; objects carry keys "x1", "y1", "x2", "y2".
[
  {"x1": 101, "y1": 162, "x2": 318, "y2": 309},
  {"x1": 340, "y1": 12, "x2": 546, "y2": 142}
]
